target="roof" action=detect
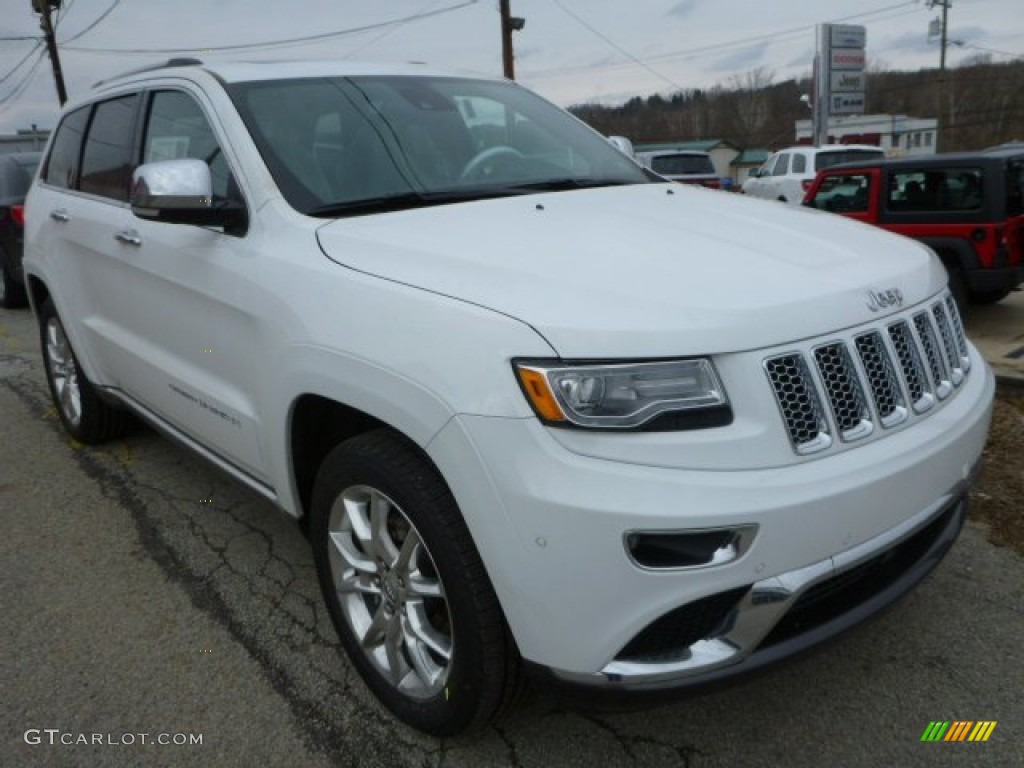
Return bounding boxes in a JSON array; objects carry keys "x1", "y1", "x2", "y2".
[
  {"x1": 635, "y1": 148, "x2": 710, "y2": 159},
  {"x1": 93, "y1": 58, "x2": 491, "y2": 90},
  {"x1": 634, "y1": 139, "x2": 739, "y2": 153},
  {"x1": 826, "y1": 148, "x2": 1024, "y2": 172},
  {"x1": 731, "y1": 149, "x2": 770, "y2": 166}
]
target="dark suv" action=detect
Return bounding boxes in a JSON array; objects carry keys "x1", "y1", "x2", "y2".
[
  {"x1": 803, "y1": 147, "x2": 1024, "y2": 305},
  {"x1": 0, "y1": 152, "x2": 42, "y2": 308}
]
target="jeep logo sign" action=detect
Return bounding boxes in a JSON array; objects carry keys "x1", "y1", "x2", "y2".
[
  {"x1": 866, "y1": 288, "x2": 905, "y2": 312},
  {"x1": 830, "y1": 71, "x2": 865, "y2": 92}
]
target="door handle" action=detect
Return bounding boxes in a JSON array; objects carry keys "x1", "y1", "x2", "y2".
[
  {"x1": 114, "y1": 230, "x2": 142, "y2": 247},
  {"x1": 50, "y1": 209, "x2": 70, "y2": 223}
]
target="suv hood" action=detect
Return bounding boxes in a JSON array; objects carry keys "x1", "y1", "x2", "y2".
[{"x1": 316, "y1": 184, "x2": 946, "y2": 357}]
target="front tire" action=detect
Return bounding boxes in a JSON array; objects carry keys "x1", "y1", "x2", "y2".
[
  {"x1": 38, "y1": 298, "x2": 131, "y2": 443},
  {"x1": 311, "y1": 430, "x2": 518, "y2": 736}
]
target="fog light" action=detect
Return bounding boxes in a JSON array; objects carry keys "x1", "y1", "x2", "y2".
[{"x1": 626, "y1": 525, "x2": 757, "y2": 570}]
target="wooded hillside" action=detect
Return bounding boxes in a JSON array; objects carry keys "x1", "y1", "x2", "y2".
[{"x1": 569, "y1": 59, "x2": 1024, "y2": 152}]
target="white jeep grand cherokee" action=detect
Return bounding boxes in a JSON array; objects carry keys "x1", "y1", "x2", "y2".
[{"x1": 24, "y1": 60, "x2": 993, "y2": 736}]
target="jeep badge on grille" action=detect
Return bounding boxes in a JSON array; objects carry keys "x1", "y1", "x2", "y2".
[{"x1": 866, "y1": 288, "x2": 904, "y2": 312}]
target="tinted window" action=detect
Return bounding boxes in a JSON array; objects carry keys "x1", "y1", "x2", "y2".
[
  {"x1": 772, "y1": 154, "x2": 790, "y2": 176},
  {"x1": 815, "y1": 149, "x2": 884, "y2": 172},
  {"x1": 887, "y1": 168, "x2": 983, "y2": 212},
  {"x1": 809, "y1": 173, "x2": 872, "y2": 212},
  {"x1": 791, "y1": 153, "x2": 807, "y2": 174},
  {"x1": 43, "y1": 107, "x2": 90, "y2": 190},
  {"x1": 143, "y1": 90, "x2": 234, "y2": 199},
  {"x1": 650, "y1": 154, "x2": 715, "y2": 175},
  {"x1": 228, "y1": 76, "x2": 650, "y2": 215},
  {"x1": 80, "y1": 94, "x2": 139, "y2": 201},
  {"x1": 1007, "y1": 159, "x2": 1023, "y2": 216}
]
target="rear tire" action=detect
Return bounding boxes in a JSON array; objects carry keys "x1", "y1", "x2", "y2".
[
  {"x1": 0, "y1": 246, "x2": 28, "y2": 309},
  {"x1": 310, "y1": 430, "x2": 519, "y2": 736},
  {"x1": 38, "y1": 298, "x2": 131, "y2": 443}
]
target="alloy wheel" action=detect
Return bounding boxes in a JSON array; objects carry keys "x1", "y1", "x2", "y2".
[
  {"x1": 45, "y1": 316, "x2": 82, "y2": 428},
  {"x1": 327, "y1": 484, "x2": 453, "y2": 699}
]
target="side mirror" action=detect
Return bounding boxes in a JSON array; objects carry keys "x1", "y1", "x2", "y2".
[{"x1": 131, "y1": 159, "x2": 245, "y2": 230}]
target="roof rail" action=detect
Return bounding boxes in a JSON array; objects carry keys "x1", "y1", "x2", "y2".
[{"x1": 92, "y1": 58, "x2": 203, "y2": 89}]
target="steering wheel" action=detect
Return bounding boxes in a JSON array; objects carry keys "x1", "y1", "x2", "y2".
[{"x1": 460, "y1": 145, "x2": 525, "y2": 181}]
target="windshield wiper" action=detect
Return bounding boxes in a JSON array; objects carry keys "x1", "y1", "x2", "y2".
[
  {"x1": 307, "y1": 187, "x2": 539, "y2": 217},
  {"x1": 307, "y1": 193, "x2": 433, "y2": 217},
  {"x1": 505, "y1": 178, "x2": 640, "y2": 193},
  {"x1": 307, "y1": 179, "x2": 642, "y2": 217}
]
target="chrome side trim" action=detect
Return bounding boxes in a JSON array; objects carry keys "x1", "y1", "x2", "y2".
[
  {"x1": 100, "y1": 386, "x2": 277, "y2": 503},
  {"x1": 551, "y1": 479, "x2": 966, "y2": 687}
]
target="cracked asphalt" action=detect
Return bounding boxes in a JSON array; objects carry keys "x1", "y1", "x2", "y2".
[{"x1": 2, "y1": 305, "x2": 1022, "y2": 768}]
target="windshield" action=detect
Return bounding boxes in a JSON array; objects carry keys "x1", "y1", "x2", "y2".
[
  {"x1": 227, "y1": 75, "x2": 652, "y2": 215},
  {"x1": 815, "y1": 149, "x2": 884, "y2": 172},
  {"x1": 650, "y1": 154, "x2": 715, "y2": 176}
]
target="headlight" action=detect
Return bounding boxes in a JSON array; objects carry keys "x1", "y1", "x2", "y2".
[{"x1": 513, "y1": 359, "x2": 731, "y2": 431}]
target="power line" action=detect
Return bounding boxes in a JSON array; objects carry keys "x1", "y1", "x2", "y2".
[
  {"x1": 62, "y1": 0, "x2": 479, "y2": 55},
  {"x1": 0, "y1": 41, "x2": 44, "y2": 86},
  {"x1": 341, "y1": 0, "x2": 446, "y2": 60},
  {"x1": 0, "y1": 49, "x2": 46, "y2": 111},
  {"x1": 551, "y1": 0, "x2": 684, "y2": 91},
  {"x1": 529, "y1": 2, "x2": 919, "y2": 81},
  {"x1": 60, "y1": 0, "x2": 122, "y2": 45}
]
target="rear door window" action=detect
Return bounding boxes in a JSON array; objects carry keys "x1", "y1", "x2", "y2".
[
  {"x1": 650, "y1": 154, "x2": 714, "y2": 175},
  {"x1": 791, "y1": 153, "x2": 807, "y2": 174},
  {"x1": 79, "y1": 94, "x2": 140, "y2": 201},
  {"x1": 887, "y1": 168, "x2": 983, "y2": 212},
  {"x1": 43, "y1": 106, "x2": 90, "y2": 190}
]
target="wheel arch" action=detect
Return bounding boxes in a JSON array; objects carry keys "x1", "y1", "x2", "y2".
[
  {"x1": 26, "y1": 273, "x2": 51, "y2": 316},
  {"x1": 289, "y1": 394, "x2": 393, "y2": 521}
]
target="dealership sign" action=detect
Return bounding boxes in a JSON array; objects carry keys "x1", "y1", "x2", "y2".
[
  {"x1": 830, "y1": 48, "x2": 866, "y2": 70},
  {"x1": 830, "y1": 24, "x2": 867, "y2": 48},
  {"x1": 831, "y1": 71, "x2": 866, "y2": 92},
  {"x1": 814, "y1": 23, "x2": 867, "y2": 128},
  {"x1": 831, "y1": 92, "x2": 866, "y2": 115}
]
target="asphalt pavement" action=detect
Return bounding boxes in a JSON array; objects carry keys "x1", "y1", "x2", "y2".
[
  {"x1": 2, "y1": 300, "x2": 1022, "y2": 768},
  {"x1": 963, "y1": 288, "x2": 1024, "y2": 393}
]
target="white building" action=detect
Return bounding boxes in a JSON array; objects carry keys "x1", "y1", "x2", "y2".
[{"x1": 795, "y1": 114, "x2": 938, "y2": 157}]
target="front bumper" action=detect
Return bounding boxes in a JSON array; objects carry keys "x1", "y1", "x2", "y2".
[
  {"x1": 426, "y1": 347, "x2": 994, "y2": 685},
  {"x1": 551, "y1": 484, "x2": 967, "y2": 689}
]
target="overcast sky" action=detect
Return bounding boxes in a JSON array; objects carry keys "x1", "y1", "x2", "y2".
[{"x1": 1, "y1": 0, "x2": 1021, "y2": 134}]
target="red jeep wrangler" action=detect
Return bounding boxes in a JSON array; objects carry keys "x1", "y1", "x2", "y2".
[{"x1": 803, "y1": 147, "x2": 1024, "y2": 306}]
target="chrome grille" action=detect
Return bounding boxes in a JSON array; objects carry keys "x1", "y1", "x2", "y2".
[
  {"x1": 914, "y1": 312, "x2": 952, "y2": 400},
  {"x1": 853, "y1": 332, "x2": 907, "y2": 427},
  {"x1": 945, "y1": 295, "x2": 970, "y2": 372},
  {"x1": 764, "y1": 355, "x2": 831, "y2": 454},
  {"x1": 765, "y1": 294, "x2": 970, "y2": 455},
  {"x1": 813, "y1": 343, "x2": 872, "y2": 440},
  {"x1": 888, "y1": 321, "x2": 933, "y2": 413}
]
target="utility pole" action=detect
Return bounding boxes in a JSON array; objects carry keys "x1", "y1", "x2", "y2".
[
  {"x1": 938, "y1": 0, "x2": 951, "y2": 70},
  {"x1": 33, "y1": 0, "x2": 67, "y2": 106},
  {"x1": 928, "y1": 1, "x2": 952, "y2": 150},
  {"x1": 499, "y1": 0, "x2": 525, "y2": 80}
]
